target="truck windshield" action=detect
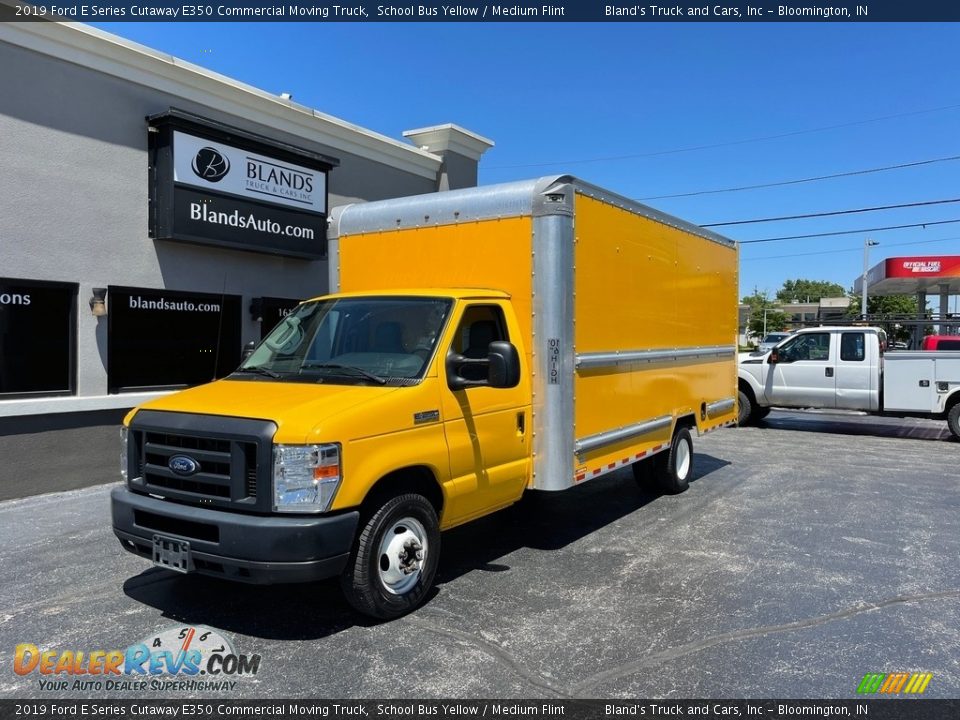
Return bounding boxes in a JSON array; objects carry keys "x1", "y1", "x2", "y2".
[{"x1": 236, "y1": 296, "x2": 452, "y2": 385}]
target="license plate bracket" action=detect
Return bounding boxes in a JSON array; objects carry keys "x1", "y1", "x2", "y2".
[{"x1": 152, "y1": 534, "x2": 191, "y2": 573}]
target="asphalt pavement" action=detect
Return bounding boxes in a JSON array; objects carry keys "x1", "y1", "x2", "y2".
[{"x1": 1, "y1": 411, "x2": 958, "y2": 699}]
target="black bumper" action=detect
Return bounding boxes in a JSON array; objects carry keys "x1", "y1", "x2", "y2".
[{"x1": 111, "y1": 487, "x2": 359, "y2": 584}]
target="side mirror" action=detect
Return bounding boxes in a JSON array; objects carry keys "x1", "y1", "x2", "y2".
[
  {"x1": 487, "y1": 341, "x2": 520, "y2": 389},
  {"x1": 446, "y1": 341, "x2": 521, "y2": 391},
  {"x1": 768, "y1": 349, "x2": 779, "y2": 364},
  {"x1": 241, "y1": 340, "x2": 257, "y2": 362}
]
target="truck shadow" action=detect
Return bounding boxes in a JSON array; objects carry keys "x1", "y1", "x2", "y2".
[
  {"x1": 122, "y1": 452, "x2": 730, "y2": 640},
  {"x1": 760, "y1": 411, "x2": 953, "y2": 441}
]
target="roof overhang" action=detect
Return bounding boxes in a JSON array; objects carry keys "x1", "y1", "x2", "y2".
[{"x1": 854, "y1": 256, "x2": 960, "y2": 295}]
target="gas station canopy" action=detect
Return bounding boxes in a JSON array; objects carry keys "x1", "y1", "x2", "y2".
[{"x1": 854, "y1": 255, "x2": 960, "y2": 295}]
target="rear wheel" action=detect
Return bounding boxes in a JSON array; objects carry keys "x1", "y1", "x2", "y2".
[
  {"x1": 340, "y1": 493, "x2": 440, "y2": 620},
  {"x1": 947, "y1": 403, "x2": 960, "y2": 440},
  {"x1": 658, "y1": 426, "x2": 694, "y2": 495},
  {"x1": 632, "y1": 456, "x2": 659, "y2": 491}
]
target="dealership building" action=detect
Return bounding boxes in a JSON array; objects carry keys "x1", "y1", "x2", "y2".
[{"x1": 0, "y1": 18, "x2": 493, "y2": 497}]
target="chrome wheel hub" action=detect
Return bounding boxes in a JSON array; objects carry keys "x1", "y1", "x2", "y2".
[{"x1": 378, "y1": 517, "x2": 428, "y2": 595}]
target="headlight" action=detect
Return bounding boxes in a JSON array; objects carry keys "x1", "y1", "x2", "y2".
[
  {"x1": 120, "y1": 426, "x2": 129, "y2": 481},
  {"x1": 273, "y1": 443, "x2": 341, "y2": 513}
]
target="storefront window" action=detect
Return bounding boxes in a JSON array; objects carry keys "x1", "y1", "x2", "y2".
[
  {"x1": 107, "y1": 286, "x2": 241, "y2": 393},
  {"x1": 0, "y1": 278, "x2": 77, "y2": 398}
]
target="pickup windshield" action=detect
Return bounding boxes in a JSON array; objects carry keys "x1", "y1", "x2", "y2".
[{"x1": 235, "y1": 296, "x2": 452, "y2": 385}]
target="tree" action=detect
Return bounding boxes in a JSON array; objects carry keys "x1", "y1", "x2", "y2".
[
  {"x1": 741, "y1": 287, "x2": 789, "y2": 340},
  {"x1": 776, "y1": 279, "x2": 846, "y2": 303},
  {"x1": 847, "y1": 294, "x2": 919, "y2": 317}
]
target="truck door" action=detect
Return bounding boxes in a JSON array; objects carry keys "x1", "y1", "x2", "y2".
[
  {"x1": 440, "y1": 303, "x2": 531, "y2": 523},
  {"x1": 835, "y1": 331, "x2": 874, "y2": 410},
  {"x1": 766, "y1": 331, "x2": 837, "y2": 408}
]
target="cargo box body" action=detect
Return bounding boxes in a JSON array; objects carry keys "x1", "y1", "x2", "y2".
[{"x1": 329, "y1": 176, "x2": 738, "y2": 491}]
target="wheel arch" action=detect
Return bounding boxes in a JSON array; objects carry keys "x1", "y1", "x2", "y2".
[{"x1": 361, "y1": 465, "x2": 445, "y2": 520}]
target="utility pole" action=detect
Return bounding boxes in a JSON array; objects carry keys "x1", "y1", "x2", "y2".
[{"x1": 862, "y1": 238, "x2": 879, "y2": 320}]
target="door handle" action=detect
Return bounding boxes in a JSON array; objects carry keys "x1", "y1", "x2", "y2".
[
  {"x1": 825, "y1": 367, "x2": 834, "y2": 377},
  {"x1": 516, "y1": 412, "x2": 526, "y2": 435}
]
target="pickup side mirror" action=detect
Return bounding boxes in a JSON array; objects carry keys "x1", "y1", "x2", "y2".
[
  {"x1": 446, "y1": 341, "x2": 521, "y2": 391},
  {"x1": 768, "y1": 349, "x2": 779, "y2": 364}
]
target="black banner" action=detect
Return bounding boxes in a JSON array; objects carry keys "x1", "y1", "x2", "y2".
[
  {"x1": 170, "y1": 188, "x2": 328, "y2": 259},
  {"x1": 0, "y1": 700, "x2": 959, "y2": 720},
  {"x1": 8, "y1": 0, "x2": 960, "y2": 22},
  {"x1": 0, "y1": 278, "x2": 76, "y2": 398},
  {"x1": 107, "y1": 285, "x2": 242, "y2": 392}
]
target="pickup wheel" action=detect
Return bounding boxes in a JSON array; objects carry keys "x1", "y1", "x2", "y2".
[
  {"x1": 737, "y1": 389, "x2": 754, "y2": 426},
  {"x1": 947, "y1": 403, "x2": 960, "y2": 440},
  {"x1": 754, "y1": 407, "x2": 771, "y2": 421},
  {"x1": 659, "y1": 426, "x2": 694, "y2": 495},
  {"x1": 340, "y1": 493, "x2": 440, "y2": 620}
]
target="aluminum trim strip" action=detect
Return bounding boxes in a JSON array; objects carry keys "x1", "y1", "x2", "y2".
[
  {"x1": 706, "y1": 398, "x2": 736, "y2": 418},
  {"x1": 531, "y1": 211, "x2": 576, "y2": 491},
  {"x1": 576, "y1": 345, "x2": 736, "y2": 369},
  {"x1": 328, "y1": 175, "x2": 736, "y2": 248},
  {"x1": 574, "y1": 415, "x2": 673, "y2": 455}
]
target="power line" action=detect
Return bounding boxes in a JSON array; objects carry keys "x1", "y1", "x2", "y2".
[
  {"x1": 737, "y1": 218, "x2": 960, "y2": 244},
  {"x1": 637, "y1": 154, "x2": 960, "y2": 200},
  {"x1": 485, "y1": 102, "x2": 960, "y2": 170},
  {"x1": 703, "y1": 197, "x2": 960, "y2": 227},
  {"x1": 741, "y1": 235, "x2": 960, "y2": 262}
]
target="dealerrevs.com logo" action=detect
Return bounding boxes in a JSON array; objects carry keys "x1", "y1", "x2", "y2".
[
  {"x1": 13, "y1": 625, "x2": 261, "y2": 693},
  {"x1": 191, "y1": 147, "x2": 230, "y2": 182}
]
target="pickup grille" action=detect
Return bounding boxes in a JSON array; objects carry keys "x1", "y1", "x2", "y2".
[{"x1": 127, "y1": 411, "x2": 276, "y2": 513}]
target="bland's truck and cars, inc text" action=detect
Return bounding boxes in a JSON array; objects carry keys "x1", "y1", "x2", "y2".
[{"x1": 111, "y1": 176, "x2": 739, "y2": 619}]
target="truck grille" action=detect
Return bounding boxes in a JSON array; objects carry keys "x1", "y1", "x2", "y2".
[{"x1": 127, "y1": 411, "x2": 276, "y2": 513}]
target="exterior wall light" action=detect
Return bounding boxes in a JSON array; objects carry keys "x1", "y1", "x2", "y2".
[{"x1": 89, "y1": 288, "x2": 107, "y2": 317}]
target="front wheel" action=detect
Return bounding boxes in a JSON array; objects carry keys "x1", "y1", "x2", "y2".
[
  {"x1": 947, "y1": 403, "x2": 960, "y2": 440},
  {"x1": 340, "y1": 493, "x2": 440, "y2": 620},
  {"x1": 737, "y1": 389, "x2": 753, "y2": 426}
]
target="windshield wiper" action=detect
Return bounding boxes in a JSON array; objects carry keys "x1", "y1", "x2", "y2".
[
  {"x1": 232, "y1": 365, "x2": 282, "y2": 379},
  {"x1": 300, "y1": 362, "x2": 387, "y2": 385}
]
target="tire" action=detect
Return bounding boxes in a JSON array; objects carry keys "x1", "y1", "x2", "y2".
[
  {"x1": 340, "y1": 493, "x2": 440, "y2": 620},
  {"x1": 948, "y1": 403, "x2": 960, "y2": 440},
  {"x1": 658, "y1": 426, "x2": 694, "y2": 495},
  {"x1": 737, "y1": 389, "x2": 753, "y2": 426},
  {"x1": 754, "y1": 407, "x2": 771, "y2": 421},
  {"x1": 631, "y1": 456, "x2": 660, "y2": 491}
]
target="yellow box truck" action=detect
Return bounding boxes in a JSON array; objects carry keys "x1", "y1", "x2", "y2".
[{"x1": 111, "y1": 176, "x2": 738, "y2": 619}]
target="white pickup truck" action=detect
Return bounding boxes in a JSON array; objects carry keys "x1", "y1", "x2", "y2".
[{"x1": 738, "y1": 326, "x2": 960, "y2": 439}]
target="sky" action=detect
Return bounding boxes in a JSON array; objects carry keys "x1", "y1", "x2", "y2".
[{"x1": 94, "y1": 22, "x2": 960, "y2": 304}]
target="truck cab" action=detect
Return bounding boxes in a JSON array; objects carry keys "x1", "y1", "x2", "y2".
[
  {"x1": 737, "y1": 327, "x2": 886, "y2": 423},
  {"x1": 113, "y1": 289, "x2": 529, "y2": 619}
]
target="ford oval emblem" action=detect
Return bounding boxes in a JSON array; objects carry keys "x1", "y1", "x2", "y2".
[{"x1": 168, "y1": 455, "x2": 199, "y2": 476}]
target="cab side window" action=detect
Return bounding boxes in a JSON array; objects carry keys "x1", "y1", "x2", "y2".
[
  {"x1": 452, "y1": 305, "x2": 507, "y2": 380},
  {"x1": 779, "y1": 332, "x2": 831, "y2": 362},
  {"x1": 840, "y1": 332, "x2": 865, "y2": 362}
]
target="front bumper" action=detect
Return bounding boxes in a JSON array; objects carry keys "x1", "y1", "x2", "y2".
[{"x1": 111, "y1": 487, "x2": 359, "y2": 584}]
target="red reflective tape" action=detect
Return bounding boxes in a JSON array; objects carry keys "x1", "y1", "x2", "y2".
[
  {"x1": 621, "y1": 458, "x2": 629, "y2": 464},
  {"x1": 575, "y1": 474, "x2": 585, "y2": 482},
  {"x1": 593, "y1": 469, "x2": 601, "y2": 476},
  {"x1": 607, "y1": 463, "x2": 616, "y2": 470}
]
